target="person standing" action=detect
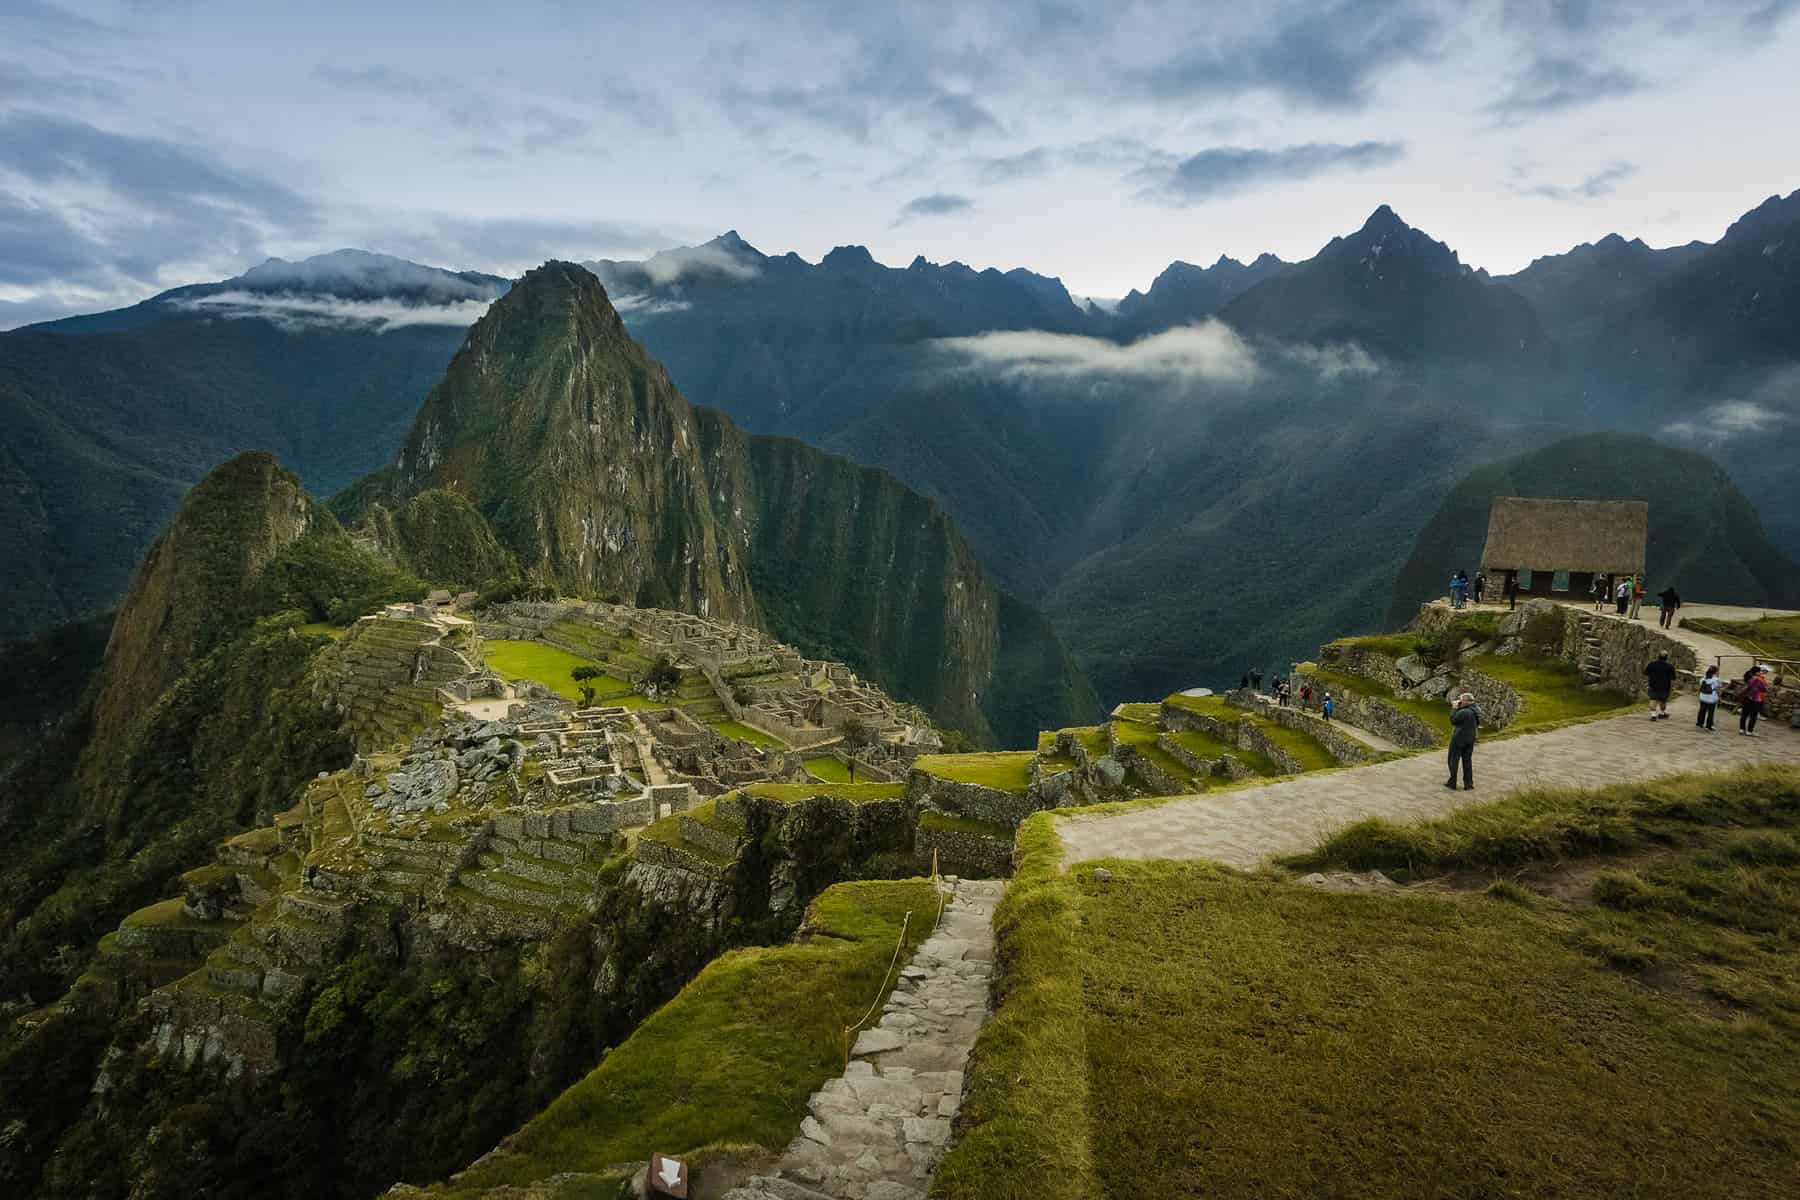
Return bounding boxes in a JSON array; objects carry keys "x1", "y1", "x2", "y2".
[
  {"x1": 1630, "y1": 575, "x2": 1645, "y2": 619},
  {"x1": 1474, "y1": 571, "x2": 1488, "y2": 604},
  {"x1": 1300, "y1": 682, "x2": 1314, "y2": 711},
  {"x1": 1644, "y1": 651, "x2": 1676, "y2": 720},
  {"x1": 1695, "y1": 665, "x2": 1721, "y2": 730},
  {"x1": 1446, "y1": 692, "x2": 1479, "y2": 790},
  {"x1": 1505, "y1": 573, "x2": 1518, "y2": 611},
  {"x1": 1741, "y1": 666, "x2": 1770, "y2": 736},
  {"x1": 1250, "y1": 668, "x2": 1263, "y2": 693},
  {"x1": 1592, "y1": 574, "x2": 1608, "y2": 611},
  {"x1": 1657, "y1": 585, "x2": 1681, "y2": 629},
  {"x1": 1615, "y1": 577, "x2": 1631, "y2": 615},
  {"x1": 1321, "y1": 691, "x2": 1334, "y2": 721}
]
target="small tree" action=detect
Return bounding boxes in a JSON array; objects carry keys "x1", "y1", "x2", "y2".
[
  {"x1": 571, "y1": 665, "x2": 603, "y2": 706},
  {"x1": 842, "y1": 716, "x2": 872, "y2": 749},
  {"x1": 643, "y1": 654, "x2": 682, "y2": 695}
]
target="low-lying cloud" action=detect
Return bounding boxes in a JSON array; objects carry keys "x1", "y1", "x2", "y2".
[
  {"x1": 933, "y1": 321, "x2": 1380, "y2": 387},
  {"x1": 1663, "y1": 399, "x2": 1792, "y2": 441},
  {"x1": 932, "y1": 322, "x2": 1261, "y2": 384},
  {"x1": 609, "y1": 292, "x2": 693, "y2": 317},
  {"x1": 893, "y1": 193, "x2": 975, "y2": 225},
  {"x1": 171, "y1": 291, "x2": 494, "y2": 333}
]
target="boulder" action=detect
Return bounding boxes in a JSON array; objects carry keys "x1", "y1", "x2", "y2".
[
  {"x1": 1415, "y1": 675, "x2": 1453, "y2": 699},
  {"x1": 1394, "y1": 655, "x2": 1433, "y2": 686}
]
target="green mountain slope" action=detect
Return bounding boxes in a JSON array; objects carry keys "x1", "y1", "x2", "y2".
[
  {"x1": 1387, "y1": 433, "x2": 1800, "y2": 625},
  {"x1": 342, "y1": 261, "x2": 1096, "y2": 745}
]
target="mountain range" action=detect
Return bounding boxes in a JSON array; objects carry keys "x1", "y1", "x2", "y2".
[{"x1": 5, "y1": 190, "x2": 1800, "y2": 707}]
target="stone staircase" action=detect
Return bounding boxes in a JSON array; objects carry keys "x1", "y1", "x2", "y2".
[{"x1": 1576, "y1": 612, "x2": 1604, "y2": 684}]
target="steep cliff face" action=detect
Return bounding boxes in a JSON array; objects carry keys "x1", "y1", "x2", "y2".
[
  {"x1": 82, "y1": 452, "x2": 320, "y2": 808},
  {"x1": 381, "y1": 262, "x2": 756, "y2": 621},
  {"x1": 349, "y1": 262, "x2": 1095, "y2": 744}
]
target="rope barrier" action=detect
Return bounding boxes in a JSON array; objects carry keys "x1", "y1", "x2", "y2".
[{"x1": 842, "y1": 909, "x2": 911, "y2": 1064}]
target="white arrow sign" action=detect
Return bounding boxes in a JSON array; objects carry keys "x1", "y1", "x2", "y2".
[{"x1": 657, "y1": 1157, "x2": 683, "y2": 1190}]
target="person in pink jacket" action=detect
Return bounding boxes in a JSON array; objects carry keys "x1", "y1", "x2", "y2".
[{"x1": 1740, "y1": 667, "x2": 1770, "y2": 736}]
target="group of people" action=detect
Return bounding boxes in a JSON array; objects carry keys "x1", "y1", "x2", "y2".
[
  {"x1": 1240, "y1": 671, "x2": 1334, "y2": 719},
  {"x1": 1663, "y1": 656, "x2": 1775, "y2": 735},
  {"x1": 1587, "y1": 574, "x2": 1684, "y2": 628},
  {"x1": 1448, "y1": 570, "x2": 1487, "y2": 609}
]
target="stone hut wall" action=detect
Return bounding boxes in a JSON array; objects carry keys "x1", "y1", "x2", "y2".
[
  {"x1": 905, "y1": 770, "x2": 1047, "y2": 829},
  {"x1": 914, "y1": 821, "x2": 1012, "y2": 877}
]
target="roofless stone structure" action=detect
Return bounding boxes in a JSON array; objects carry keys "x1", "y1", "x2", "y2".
[{"x1": 1480, "y1": 496, "x2": 1648, "y2": 599}]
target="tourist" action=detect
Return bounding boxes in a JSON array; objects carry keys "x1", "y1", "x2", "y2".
[
  {"x1": 1277, "y1": 680, "x2": 1291, "y2": 707},
  {"x1": 1240, "y1": 671, "x2": 1251, "y2": 691},
  {"x1": 1474, "y1": 571, "x2": 1488, "y2": 604},
  {"x1": 1738, "y1": 663, "x2": 1761, "y2": 732},
  {"x1": 1644, "y1": 651, "x2": 1676, "y2": 720},
  {"x1": 1504, "y1": 573, "x2": 1518, "y2": 611},
  {"x1": 1657, "y1": 585, "x2": 1681, "y2": 629},
  {"x1": 1446, "y1": 692, "x2": 1479, "y2": 790},
  {"x1": 1591, "y1": 574, "x2": 1608, "y2": 611},
  {"x1": 1741, "y1": 666, "x2": 1770, "y2": 736},
  {"x1": 1299, "y1": 682, "x2": 1314, "y2": 711},
  {"x1": 1250, "y1": 668, "x2": 1263, "y2": 693},
  {"x1": 1614, "y1": 576, "x2": 1631, "y2": 615},
  {"x1": 1630, "y1": 575, "x2": 1645, "y2": 619},
  {"x1": 1321, "y1": 691, "x2": 1334, "y2": 721},
  {"x1": 1695, "y1": 665, "x2": 1721, "y2": 731}
]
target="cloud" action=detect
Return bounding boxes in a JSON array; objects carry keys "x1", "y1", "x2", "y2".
[
  {"x1": 608, "y1": 293, "x2": 693, "y2": 317},
  {"x1": 1137, "y1": 0, "x2": 1441, "y2": 110},
  {"x1": 932, "y1": 322, "x2": 1261, "y2": 384},
  {"x1": 1486, "y1": 56, "x2": 1643, "y2": 121},
  {"x1": 168, "y1": 290, "x2": 495, "y2": 332},
  {"x1": 1663, "y1": 394, "x2": 1794, "y2": 441},
  {"x1": 364, "y1": 213, "x2": 673, "y2": 276},
  {"x1": 969, "y1": 146, "x2": 1054, "y2": 184},
  {"x1": 636, "y1": 242, "x2": 761, "y2": 285},
  {"x1": 1132, "y1": 142, "x2": 1405, "y2": 205},
  {"x1": 1512, "y1": 162, "x2": 1638, "y2": 202},
  {"x1": 1281, "y1": 341, "x2": 1380, "y2": 379},
  {"x1": 893, "y1": 193, "x2": 975, "y2": 225}
]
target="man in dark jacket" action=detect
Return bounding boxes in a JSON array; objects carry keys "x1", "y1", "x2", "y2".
[
  {"x1": 1657, "y1": 586, "x2": 1681, "y2": 629},
  {"x1": 1446, "y1": 692, "x2": 1478, "y2": 790},
  {"x1": 1645, "y1": 651, "x2": 1677, "y2": 719}
]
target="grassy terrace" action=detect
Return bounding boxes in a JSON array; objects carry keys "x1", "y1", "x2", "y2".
[
  {"x1": 436, "y1": 879, "x2": 938, "y2": 1195},
  {"x1": 914, "y1": 752, "x2": 1036, "y2": 792},
  {"x1": 1035, "y1": 726, "x2": 1110, "y2": 775},
  {"x1": 1164, "y1": 727, "x2": 1276, "y2": 775},
  {"x1": 482, "y1": 639, "x2": 620, "y2": 701},
  {"x1": 939, "y1": 767, "x2": 1800, "y2": 1200},
  {"x1": 1467, "y1": 654, "x2": 1635, "y2": 731},
  {"x1": 1110, "y1": 718, "x2": 1205, "y2": 789},
  {"x1": 1301, "y1": 663, "x2": 1453, "y2": 740},
  {"x1": 803, "y1": 755, "x2": 853, "y2": 783},
  {"x1": 714, "y1": 719, "x2": 786, "y2": 748},
  {"x1": 1161, "y1": 694, "x2": 1335, "y2": 772},
  {"x1": 1684, "y1": 612, "x2": 1800, "y2": 661},
  {"x1": 736, "y1": 781, "x2": 906, "y2": 804}
]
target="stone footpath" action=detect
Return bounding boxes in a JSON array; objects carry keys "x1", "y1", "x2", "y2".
[
  {"x1": 724, "y1": 878, "x2": 1004, "y2": 1200},
  {"x1": 1060, "y1": 714, "x2": 1800, "y2": 869}
]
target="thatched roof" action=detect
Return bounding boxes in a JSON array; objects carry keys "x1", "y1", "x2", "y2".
[{"x1": 1480, "y1": 497, "x2": 1648, "y2": 574}]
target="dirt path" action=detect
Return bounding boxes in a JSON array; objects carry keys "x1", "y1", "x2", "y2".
[{"x1": 1059, "y1": 714, "x2": 1800, "y2": 870}]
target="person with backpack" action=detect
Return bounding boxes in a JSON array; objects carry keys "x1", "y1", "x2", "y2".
[
  {"x1": 1299, "y1": 682, "x2": 1314, "y2": 711},
  {"x1": 1741, "y1": 666, "x2": 1771, "y2": 736},
  {"x1": 1630, "y1": 575, "x2": 1645, "y2": 619},
  {"x1": 1321, "y1": 691, "x2": 1334, "y2": 721},
  {"x1": 1591, "y1": 575, "x2": 1608, "y2": 611},
  {"x1": 1695, "y1": 665, "x2": 1721, "y2": 730},
  {"x1": 1614, "y1": 577, "x2": 1631, "y2": 615},
  {"x1": 1644, "y1": 651, "x2": 1676, "y2": 720},
  {"x1": 1473, "y1": 571, "x2": 1487, "y2": 604},
  {"x1": 1446, "y1": 692, "x2": 1479, "y2": 790}
]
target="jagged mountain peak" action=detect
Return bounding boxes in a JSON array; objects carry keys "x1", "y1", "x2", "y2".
[
  {"x1": 706, "y1": 229, "x2": 763, "y2": 256},
  {"x1": 821, "y1": 244, "x2": 878, "y2": 270},
  {"x1": 1720, "y1": 188, "x2": 1800, "y2": 243}
]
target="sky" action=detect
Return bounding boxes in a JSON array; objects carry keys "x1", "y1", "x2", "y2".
[{"x1": 2, "y1": 0, "x2": 1798, "y2": 328}]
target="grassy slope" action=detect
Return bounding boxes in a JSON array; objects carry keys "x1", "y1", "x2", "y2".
[
  {"x1": 1160, "y1": 694, "x2": 1336, "y2": 772},
  {"x1": 803, "y1": 756, "x2": 853, "y2": 783},
  {"x1": 941, "y1": 767, "x2": 1800, "y2": 1200},
  {"x1": 1684, "y1": 613, "x2": 1800, "y2": 662},
  {"x1": 441, "y1": 878, "x2": 938, "y2": 1194},
  {"x1": 482, "y1": 639, "x2": 607, "y2": 701},
  {"x1": 913, "y1": 752, "x2": 1036, "y2": 792},
  {"x1": 715, "y1": 719, "x2": 786, "y2": 748},
  {"x1": 1467, "y1": 654, "x2": 1636, "y2": 729}
]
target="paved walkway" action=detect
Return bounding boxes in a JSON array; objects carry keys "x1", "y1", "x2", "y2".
[
  {"x1": 1059, "y1": 715, "x2": 1800, "y2": 870},
  {"x1": 725, "y1": 879, "x2": 1003, "y2": 1200}
]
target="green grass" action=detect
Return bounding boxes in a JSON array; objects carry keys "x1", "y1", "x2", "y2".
[
  {"x1": 1162, "y1": 694, "x2": 1334, "y2": 772},
  {"x1": 802, "y1": 756, "x2": 853, "y2": 783},
  {"x1": 1110, "y1": 719, "x2": 1204, "y2": 790},
  {"x1": 482, "y1": 639, "x2": 614, "y2": 701},
  {"x1": 298, "y1": 621, "x2": 347, "y2": 640},
  {"x1": 735, "y1": 782, "x2": 906, "y2": 804},
  {"x1": 1326, "y1": 631, "x2": 1417, "y2": 659},
  {"x1": 914, "y1": 752, "x2": 1036, "y2": 792},
  {"x1": 120, "y1": 898, "x2": 214, "y2": 930},
  {"x1": 712, "y1": 719, "x2": 786, "y2": 748},
  {"x1": 942, "y1": 768, "x2": 1800, "y2": 1199},
  {"x1": 917, "y1": 810, "x2": 1012, "y2": 839},
  {"x1": 1037, "y1": 725, "x2": 1109, "y2": 757},
  {"x1": 1468, "y1": 654, "x2": 1635, "y2": 730},
  {"x1": 436, "y1": 879, "x2": 938, "y2": 1194},
  {"x1": 1683, "y1": 613, "x2": 1800, "y2": 661},
  {"x1": 1163, "y1": 728, "x2": 1276, "y2": 775}
]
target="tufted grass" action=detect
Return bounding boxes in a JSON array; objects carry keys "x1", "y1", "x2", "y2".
[
  {"x1": 1467, "y1": 654, "x2": 1635, "y2": 730},
  {"x1": 940, "y1": 766, "x2": 1800, "y2": 1200},
  {"x1": 482, "y1": 639, "x2": 619, "y2": 701},
  {"x1": 802, "y1": 755, "x2": 853, "y2": 782},
  {"x1": 437, "y1": 879, "x2": 938, "y2": 1195},
  {"x1": 1683, "y1": 613, "x2": 1800, "y2": 661}
]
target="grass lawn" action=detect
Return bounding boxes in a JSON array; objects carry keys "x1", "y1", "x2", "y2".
[
  {"x1": 482, "y1": 639, "x2": 617, "y2": 701},
  {"x1": 298, "y1": 621, "x2": 347, "y2": 640},
  {"x1": 1164, "y1": 728, "x2": 1275, "y2": 775},
  {"x1": 1469, "y1": 654, "x2": 1635, "y2": 731},
  {"x1": 802, "y1": 755, "x2": 853, "y2": 782},
  {"x1": 1684, "y1": 613, "x2": 1800, "y2": 661},
  {"x1": 914, "y1": 752, "x2": 1036, "y2": 792},
  {"x1": 1163, "y1": 694, "x2": 1335, "y2": 772},
  {"x1": 939, "y1": 767, "x2": 1800, "y2": 1200},
  {"x1": 1110, "y1": 718, "x2": 1204, "y2": 790},
  {"x1": 712, "y1": 719, "x2": 786, "y2": 748},
  {"x1": 437, "y1": 879, "x2": 938, "y2": 1195},
  {"x1": 1037, "y1": 726, "x2": 1109, "y2": 757},
  {"x1": 1302, "y1": 664, "x2": 1453, "y2": 740}
]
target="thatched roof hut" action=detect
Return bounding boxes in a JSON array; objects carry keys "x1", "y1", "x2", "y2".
[{"x1": 1480, "y1": 497, "x2": 1648, "y2": 576}]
